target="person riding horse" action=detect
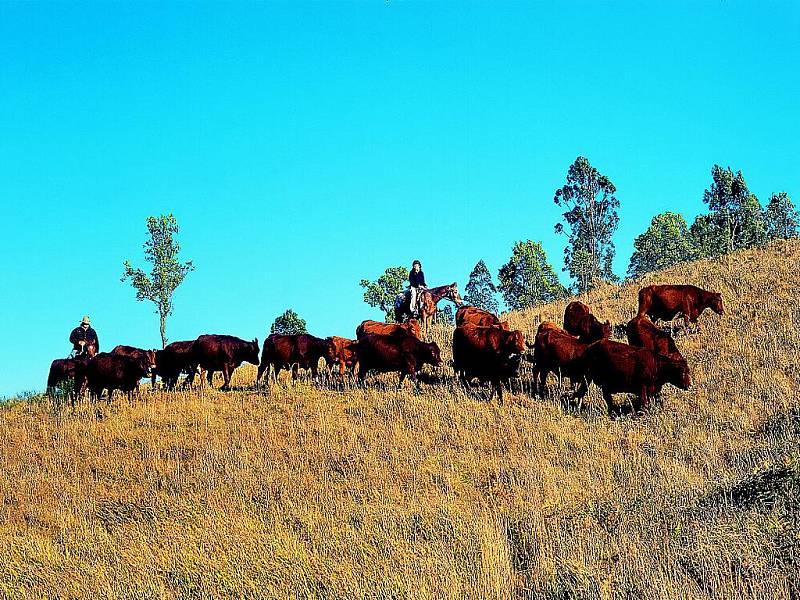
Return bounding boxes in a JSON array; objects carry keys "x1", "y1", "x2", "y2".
[
  {"x1": 69, "y1": 315, "x2": 100, "y2": 357},
  {"x1": 409, "y1": 260, "x2": 427, "y2": 317}
]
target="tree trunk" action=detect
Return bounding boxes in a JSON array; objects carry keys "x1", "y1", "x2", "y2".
[{"x1": 159, "y1": 311, "x2": 168, "y2": 349}]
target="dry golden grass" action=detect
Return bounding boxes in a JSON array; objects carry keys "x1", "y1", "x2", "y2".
[{"x1": 1, "y1": 240, "x2": 799, "y2": 599}]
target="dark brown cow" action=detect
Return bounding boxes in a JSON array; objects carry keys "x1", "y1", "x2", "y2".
[
  {"x1": 351, "y1": 334, "x2": 442, "y2": 387},
  {"x1": 531, "y1": 322, "x2": 594, "y2": 396},
  {"x1": 563, "y1": 301, "x2": 611, "y2": 342},
  {"x1": 328, "y1": 336, "x2": 358, "y2": 377},
  {"x1": 637, "y1": 284, "x2": 724, "y2": 329},
  {"x1": 192, "y1": 334, "x2": 260, "y2": 390},
  {"x1": 47, "y1": 354, "x2": 93, "y2": 404},
  {"x1": 256, "y1": 334, "x2": 337, "y2": 384},
  {"x1": 455, "y1": 306, "x2": 510, "y2": 330},
  {"x1": 153, "y1": 340, "x2": 198, "y2": 390},
  {"x1": 626, "y1": 316, "x2": 683, "y2": 360},
  {"x1": 575, "y1": 339, "x2": 691, "y2": 415},
  {"x1": 452, "y1": 325, "x2": 525, "y2": 403},
  {"x1": 111, "y1": 345, "x2": 157, "y2": 389},
  {"x1": 85, "y1": 352, "x2": 153, "y2": 402},
  {"x1": 356, "y1": 319, "x2": 422, "y2": 340}
]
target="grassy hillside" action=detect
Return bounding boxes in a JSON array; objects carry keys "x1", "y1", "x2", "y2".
[{"x1": 1, "y1": 240, "x2": 798, "y2": 599}]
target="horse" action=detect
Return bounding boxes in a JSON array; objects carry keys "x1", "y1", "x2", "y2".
[{"x1": 394, "y1": 283, "x2": 463, "y2": 338}]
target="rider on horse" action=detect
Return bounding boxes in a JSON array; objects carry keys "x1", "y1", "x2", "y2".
[
  {"x1": 409, "y1": 260, "x2": 427, "y2": 317},
  {"x1": 69, "y1": 315, "x2": 100, "y2": 356}
]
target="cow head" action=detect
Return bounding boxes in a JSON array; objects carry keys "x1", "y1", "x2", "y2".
[
  {"x1": 664, "y1": 355, "x2": 692, "y2": 391},
  {"x1": 504, "y1": 330, "x2": 526, "y2": 357},
  {"x1": 406, "y1": 319, "x2": 422, "y2": 339},
  {"x1": 247, "y1": 338, "x2": 260, "y2": 365},
  {"x1": 323, "y1": 338, "x2": 338, "y2": 365},
  {"x1": 710, "y1": 292, "x2": 724, "y2": 315},
  {"x1": 422, "y1": 341, "x2": 442, "y2": 368},
  {"x1": 146, "y1": 350, "x2": 158, "y2": 374}
]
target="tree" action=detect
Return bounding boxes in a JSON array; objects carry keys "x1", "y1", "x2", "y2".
[
  {"x1": 432, "y1": 304, "x2": 455, "y2": 326},
  {"x1": 270, "y1": 309, "x2": 307, "y2": 335},
  {"x1": 689, "y1": 213, "x2": 725, "y2": 260},
  {"x1": 498, "y1": 240, "x2": 566, "y2": 310},
  {"x1": 701, "y1": 165, "x2": 766, "y2": 254},
  {"x1": 627, "y1": 212, "x2": 696, "y2": 279},
  {"x1": 122, "y1": 214, "x2": 194, "y2": 348},
  {"x1": 360, "y1": 266, "x2": 409, "y2": 322},
  {"x1": 554, "y1": 156, "x2": 620, "y2": 293},
  {"x1": 764, "y1": 192, "x2": 798, "y2": 240},
  {"x1": 463, "y1": 260, "x2": 499, "y2": 313}
]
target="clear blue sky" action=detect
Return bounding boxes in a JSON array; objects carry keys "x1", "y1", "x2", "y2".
[{"x1": 1, "y1": 1, "x2": 798, "y2": 397}]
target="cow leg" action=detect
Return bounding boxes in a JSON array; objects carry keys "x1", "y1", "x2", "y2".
[
  {"x1": 603, "y1": 390, "x2": 621, "y2": 417},
  {"x1": 220, "y1": 364, "x2": 232, "y2": 390},
  {"x1": 398, "y1": 373, "x2": 407, "y2": 388}
]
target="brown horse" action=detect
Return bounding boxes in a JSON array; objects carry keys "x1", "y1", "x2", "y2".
[{"x1": 395, "y1": 283, "x2": 463, "y2": 338}]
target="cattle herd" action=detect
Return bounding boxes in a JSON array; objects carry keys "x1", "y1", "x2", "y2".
[{"x1": 46, "y1": 284, "x2": 724, "y2": 417}]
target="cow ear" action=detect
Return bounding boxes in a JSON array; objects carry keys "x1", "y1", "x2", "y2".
[{"x1": 254, "y1": 338, "x2": 258, "y2": 346}]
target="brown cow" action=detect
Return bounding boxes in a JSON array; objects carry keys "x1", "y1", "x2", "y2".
[
  {"x1": 356, "y1": 319, "x2": 422, "y2": 340},
  {"x1": 153, "y1": 340, "x2": 198, "y2": 390},
  {"x1": 111, "y1": 345, "x2": 157, "y2": 390},
  {"x1": 47, "y1": 354, "x2": 93, "y2": 405},
  {"x1": 191, "y1": 334, "x2": 260, "y2": 390},
  {"x1": 563, "y1": 301, "x2": 611, "y2": 342},
  {"x1": 85, "y1": 352, "x2": 153, "y2": 403},
  {"x1": 637, "y1": 284, "x2": 724, "y2": 329},
  {"x1": 531, "y1": 322, "x2": 594, "y2": 396},
  {"x1": 351, "y1": 334, "x2": 441, "y2": 387},
  {"x1": 455, "y1": 306, "x2": 510, "y2": 330},
  {"x1": 626, "y1": 316, "x2": 683, "y2": 360},
  {"x1": 327, "y1": 336, "x2": 358, "y2": 378},
  {"x1": 452, "y1": 325, "x2": 525, "y2": 403},
  {"x1": 257, "y1": 334, "x2": 338, "y2": 384},
  {"x1": 575, "y1": 339, "x2": 691, "y2": 415}
]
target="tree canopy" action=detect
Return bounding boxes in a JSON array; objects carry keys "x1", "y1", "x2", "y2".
[
  {"x1": 270, "y1": 309, "x2": 307, "y2": 335},
  {"x1": 627, "y1": 212, "x2": 695, "y2": 279},
  {"x1": 360, "y1": 266, "x2": 409, "y2": 322},
  {"x1": 463, "y1": 260, "x2": 499, "y2": 314},
  {"x1": 498, "y1": 240, "x2": 566, "y2": 310}
]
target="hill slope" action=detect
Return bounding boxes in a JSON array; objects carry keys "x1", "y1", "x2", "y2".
[{"x1": 1, "y1": 240, "x2": 798, "y2": 599}]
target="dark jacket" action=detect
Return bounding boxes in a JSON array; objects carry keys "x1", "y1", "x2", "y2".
[
  {"x1": 409, "y1": 269, "x2": 426, "y2": 288},
  {"x1": 70, "y1": 326, "x2": 99, "y2": 352}
]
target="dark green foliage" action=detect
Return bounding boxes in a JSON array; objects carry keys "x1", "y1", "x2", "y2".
[
  {"x1": 698, "y1": 165, "x2": 766, "y2": 256},
  {"x1": 360, "y1": 266, "x2": 409, "y2": 322},
  {"x1": 463, "y1": 260, "x2": 498, "y2": 314},
  {"x1": 554, "y1": 156, "x2": 620, "y2": 293},
  {"x1": 433, "y1": 304, "x2": 455, "y2": 326},
  {"x1": 627, "y1": 212, "x2": 696, "y2": 279},
  {"x1": 764, "y1": 192, "x2": 798, "y2": 240},
  {"x1": 498, "y1": 241, "x2": 566, "y2": 310},
  {"x1": 270, "y1": 309, "x2": 307, "y2": 335},
  {"x1": 122, "y1": 214, "x2": 194, "y2": 348}
]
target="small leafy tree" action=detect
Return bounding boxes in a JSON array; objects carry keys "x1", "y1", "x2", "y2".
[
  {"x1": 554, "y1": 156, "x2": 620, "y2": 293},
  {"x1": 701, "y1": 165, "x2": 766, "y2": 254},
  {"x1": 463, "y1": 260, "x2": 499, "y2": 313},
  {"x1": 627, "y1": 212, "x2": 696, "y2": 279},
  {"x1": 122, "y1": 214, "x2": 194, "y2": 348},
  {"x1": 360, "y1": 266, "x2": 409, "y2": 322},
  {"x1": 270, "y1": 309, "x2": 307, "y2": 335},
  {"x1": 432, "y1": 304, "x2": 455, "y2": 326},
  {"x1": 764, "y1": 192, "x2": 798, "y2": 240},
  {"x1": 498, "y1": 240, "x2": 566, "y2": 310}
]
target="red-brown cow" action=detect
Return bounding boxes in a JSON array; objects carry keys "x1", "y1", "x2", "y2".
[
  {"x1": 153, "y1": 340, "x2": 198, "y2": 390},
  {"x1": 192, "y1": 334, "x2": 259, "y2": 390},
  {"x1": 47, "y1": 354, "x2": 93, "y2": 404},
  {"x1": 455, "y1": 306, "x2": 510, "y2": 330},
  {"x1": 257, "y1": 334, "x2": 337, "y2": 384},
  {"x1": 327, "y1": 336, "x2": 358, "y2": 378},
  {"x1": 351, "y1": 334, "x2": 441, "y2": 387},
  {"x1": 111, "y1": 345, "x2": 157, "y2": 390},
  {"x1": 85, "y1": 352, "x2": 153, "y2": 403},
  {"x1": 637, "y1": 284, "x2": 724, "y2": 329},
  {"x1": 452, "y1": 324, "x2": 525, "y2": 403},
  {"x1": 575, "y1": 339, "x2": 691, "y2": 416},
  {"x1": 531, "y1": 322, "x2": 594, "y2": 396},
  {"x1": 626, "y1": 316, "x2": 683, "y2": 360},
  {"x1": 356, "y1": 319, "x2": 422, "y2": 340},
  {"x1": 563, "y1": 301, "x2": 611, "y2": 342}
]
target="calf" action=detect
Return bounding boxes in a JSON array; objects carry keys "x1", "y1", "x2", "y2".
[
  {"x1": 563, "y1": 301, "x2": 611, "y2": 342},
  {"x1": 531, "y1": 322, "x2": 594, "y2": 397},
  {"x1": 351, "y1": 333, "x2": 442, "y2": 387},
  {"x1": 356, "y1": 319, "x2": 422, "y2": 340},
  {"x1": 85, "y1": 352, "x2": 152, "y2": 402},
  {"x1": 192, "y1": 334, "x2": 260, "y2": 390},
  {"x1": 328, "y1": 336, "x2": 358, "y2": 378},
  {"x1": 452, "y1": 324, "x2": 525, "y2": 403},
  {"x1": 153, "y1": 340, "x2": 198, "y2": 390},
  {"x1": 626, "y1": 316, "x2": 683, "y2": 360},
  {"x1": 575, "y1": 339, "x2": 691, "y2": 415},
  {"x1": 257, "y1": 334, "x2": 337, "y2": 384},
  {"x1": 637, "y1": 284, "x2": 724, "y2": 329},
  {"x1": 455, "y1": 306, "x2": 510, "y2": 330}
]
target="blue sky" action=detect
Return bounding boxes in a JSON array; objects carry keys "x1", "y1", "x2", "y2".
[{"x1": 1, "y1": 1, "x2": 798, "y2": 397}]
